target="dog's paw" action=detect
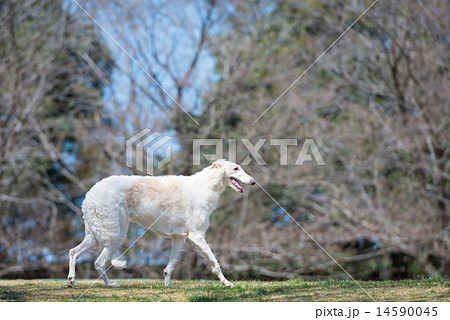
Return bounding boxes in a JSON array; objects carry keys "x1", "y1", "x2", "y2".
[
  {"x1": 107, "y1": 282, "x2": 120, "y2": 288},
  {"x1": 67, "y1": 277, "x2": 74, "y2": 288},
  {"x1": 223, "y1": 280, "x2": 234, "y2": 288}
]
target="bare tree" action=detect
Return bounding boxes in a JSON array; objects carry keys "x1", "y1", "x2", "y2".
[
  {"x1": 0, "y1": 0, "x2": 113, "y2": 276},
  {"x1": 77, "y1": 0, "x2": 229, "y2": 173}
]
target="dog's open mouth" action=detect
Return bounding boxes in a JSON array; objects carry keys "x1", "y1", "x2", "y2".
[{"x1": 229, "y1": 177, "x2": 245, "y2": 193}]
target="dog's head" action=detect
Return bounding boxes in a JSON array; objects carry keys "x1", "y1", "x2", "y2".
[{"x1": 211, "y1": 159, "x2": 256, "y2": 193}]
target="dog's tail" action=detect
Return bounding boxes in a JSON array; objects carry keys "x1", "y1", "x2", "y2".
[{"x1": 111, "y1": 253, "x2": 127, "y2": 269}]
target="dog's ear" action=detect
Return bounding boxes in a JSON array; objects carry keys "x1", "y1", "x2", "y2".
[{"x1": 211, "y1": 159, "x2": 226, "y2": 169}]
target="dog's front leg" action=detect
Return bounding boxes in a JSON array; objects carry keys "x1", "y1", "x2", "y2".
[{"x1": 188, "y1": 233, "x2": 233, "y2": 287}]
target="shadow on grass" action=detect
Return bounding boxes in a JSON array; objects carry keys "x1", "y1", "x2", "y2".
[
  {"x1": 0, "y1": 286, "x2": 27, "y2": 301},
  {"x1": 188, "y1": 293, "x2": 220, "y2": 302},
  {"x1": 185, "y1": 281, "x2": 373, "y2": 302}
]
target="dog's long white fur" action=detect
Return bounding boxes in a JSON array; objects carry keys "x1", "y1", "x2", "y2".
[{"x1": 67, "y1": 159, "x2": 255, "y2": 288}]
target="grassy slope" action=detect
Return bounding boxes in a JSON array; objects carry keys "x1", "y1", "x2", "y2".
[{"x1": 0, "y1": 278, "x2": 448, "y2": 302}]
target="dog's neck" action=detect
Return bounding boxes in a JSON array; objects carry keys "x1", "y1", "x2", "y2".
[
  {"x1": 196, "y1": 166, "x2": 226, "y2": 194},
  {"x1": 189, "y1": 166, "x2": 229, "y2": 216}
]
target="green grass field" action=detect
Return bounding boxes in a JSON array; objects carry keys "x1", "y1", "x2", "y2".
[{"x1": 0, "y1": 277, "x2": 448, "y2": 302}]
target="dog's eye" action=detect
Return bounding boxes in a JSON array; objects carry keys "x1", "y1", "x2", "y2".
[{"x1": 234, "y1": 167, "x2": 239, "y2": 171}]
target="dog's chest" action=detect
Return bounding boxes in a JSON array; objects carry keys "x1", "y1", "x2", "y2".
[{"x1": 192, "y1": 191, "x2": 220, "y2": 217}]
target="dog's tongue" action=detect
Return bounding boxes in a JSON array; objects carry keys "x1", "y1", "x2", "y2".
[{"x1": 231, "y1": 178, "x2": 245, "y2": 192}]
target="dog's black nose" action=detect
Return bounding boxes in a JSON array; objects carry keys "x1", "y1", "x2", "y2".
[{"x1": 250, "y1": 179, "x2": 256, "y2": 185}]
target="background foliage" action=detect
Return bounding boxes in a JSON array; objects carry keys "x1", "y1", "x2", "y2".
[{"x1": 0, "y1": 0, "x2": 448, "y2": 281}]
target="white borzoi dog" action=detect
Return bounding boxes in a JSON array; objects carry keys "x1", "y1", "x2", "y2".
[{"x1": 67, "y1": 159, "x2": 255, "y2": 288}]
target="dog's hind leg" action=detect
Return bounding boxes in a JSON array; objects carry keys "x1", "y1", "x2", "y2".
[
  {"x1": 94, "y1": 246, "x2": 120, "y2": 288},
  {"x1": 67, "y1": 234, "x2": 97, "y2": 288},
  {"x1": 164, "y1": 236, "x2": 186, "y2": 287},
  {"x1": 188, "y1": 233, "x2": 234, "y2": 287}
]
